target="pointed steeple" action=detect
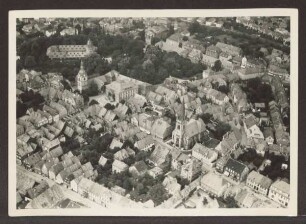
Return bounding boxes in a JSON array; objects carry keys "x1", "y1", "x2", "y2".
[
  {"x1": 87, "y1": 39, "x2": 93, "y2": 46},
  {"x1": 181, "y1": 97, "x2": 185, "y2": 121}
]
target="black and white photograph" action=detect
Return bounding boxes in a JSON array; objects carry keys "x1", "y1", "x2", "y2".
[{"x1": 8, "y1": 9, "x2": 298, "y2": 216}]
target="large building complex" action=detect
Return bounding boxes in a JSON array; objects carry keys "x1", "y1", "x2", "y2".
[{"x1": 46, "y1": 39, "x2": 97, "y2": 59}]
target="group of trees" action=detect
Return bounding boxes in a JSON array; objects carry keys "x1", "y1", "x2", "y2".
[
  {"x1": 242, "y1": 78, "x2": 274, "y2": 104},
  {"x1": 97, "y1": 169, "x2": 169, "y2": 206},
  {"x1": 187, "y1": 19, "x2": 289, "y2": 59},
  {"x1": 18, "y1": 25, "x2": 205, "y2": 85},
  {"x1": 199, "y1": 113, "x2": 231, "y2": 140},
  {"x1": 237, "y1": 148, "x2": 265, "y2": 168},
  {"x1": 261, "y1": 152, "x2": 290, "y2": 181},
  {"x1": 17, "y1": 90, "x2": 45, "y2": 118}
]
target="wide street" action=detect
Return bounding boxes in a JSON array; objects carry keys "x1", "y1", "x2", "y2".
[{"x1": 17, "y1": 165, "x2": 105, "y2": 208}]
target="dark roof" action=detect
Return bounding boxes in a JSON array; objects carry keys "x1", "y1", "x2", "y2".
[
  {"x1": 225, "y1": 158, "x2": 248, "y2": 174},
  {"x1": 133, "y1": 161, "x2": 148, "y2": 172}
]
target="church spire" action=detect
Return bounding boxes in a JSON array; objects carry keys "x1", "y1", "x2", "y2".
[
  {"x1": 181, "y1": 97, "x2": 185, "y2": 121},
  {"x1": 80, "y1": 60, "x2": 84, "y2": 70}
]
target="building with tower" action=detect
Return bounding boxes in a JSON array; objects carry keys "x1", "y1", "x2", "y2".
[
  {"x1": 172, "y1": 101, "x2": 206, "y2": 150},
  {"x1": 46, "y1": 39, "x2": 97, "y2": 59},
  {"x1": 76, "y1": 61, "x2": 88, "y2": 93}
]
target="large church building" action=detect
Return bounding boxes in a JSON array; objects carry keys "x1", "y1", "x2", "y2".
[{"x1": 172, "y1": 103, "x2": 207, "y2": 150}]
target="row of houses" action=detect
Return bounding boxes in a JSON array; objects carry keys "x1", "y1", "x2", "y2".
[{"x1": 200, "y1": 170, "x2": 289, "y2": 207}]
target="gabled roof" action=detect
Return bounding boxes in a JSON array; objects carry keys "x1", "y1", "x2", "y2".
[
  {"x1": 247, "y1": 171, "x2": 273, "y2": 189},
  {"x1": 201, "y1": 172, "x2": 229, "y2": 192},
  {"x1": 192, "y1": 143, "x2": 218, "y2": 160},
  {"x1": 98, "y1": 155, "x2": 107, "y2": 166},
  {"x1": 149, "y1": 145, "x2": 170, "y2": 166},
  {"x1": 271, "y1": 180, "x2": 290, "y2": 195},
  {"x1": 131, "y1": 161, "x2": 148, "y2": 173},
  {"x1": 225, "y1": 158, "x2": 248, "y2": 174},
  {"x1": 30, "y1": 185, "x2": 64, "y2": 209},
  {"x1": 109, "y1": 138, "x2": 123, "y2": 150},
  {"x1": 112, "y1": 159, "x2": 129, "y2": 170}
]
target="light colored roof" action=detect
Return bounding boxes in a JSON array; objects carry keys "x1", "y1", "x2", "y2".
[
  {"x1": 184, "y1": 118, "x2": 206, "y2": 138},
  {"x1": 247, "y1": 171, "x2": 273, "y2": 189},
  {"x1": 114, "y1": 149, "x2": 131, "y2": 161},
  {"x1": 192, "y1": 143, "x2": 218, "y2": 160},
  {"x1": 98, "y1": 155, "x2": 107, "y2": 166},
  {"x1": 271, "y1": 180, "x2": 290, "y2": 195},
  {"x1": 201, "y1": 172, "x2": 229, "y2": 192},
  {"x1": 149, "y1": 145, "x2": 170, "y2": 166},
  {"x1": 244, "y1": 114, "x2": 258, "y2": 129},
  {"x1": 151, "y1": 118, "x2": 172, "y2": 138},
  {"x1": 135, "y1": 135, "x2": 154, "y2": 150},
  {"x1": 109, "y1": 138, "x2": 123, "y2": 150},
  {"x1": 30, "y1": 185, "x2": 64, "y2": 209},
  {"x1": 235, "y1": 189, "x2": 258, "y2": 208},
  {"x1": 112, "y1": 159, "x2": 129, "y2": 170}
]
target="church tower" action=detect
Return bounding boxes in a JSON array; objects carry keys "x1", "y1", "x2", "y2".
[
  {"x1": 76, "y1": 60, "x2": 88, "y2": 93},
  {"x1": 241, "y1": 56, "x2": 247, "y2": 68},
  {"x1": 172, "y1": 99, "x2": 186, "y2": 149}
]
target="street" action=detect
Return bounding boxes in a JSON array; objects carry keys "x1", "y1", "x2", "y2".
[{"x1": 17, "y1": 165, "x2": 105, "y2": 208}]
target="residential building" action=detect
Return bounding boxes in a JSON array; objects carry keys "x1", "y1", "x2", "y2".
[
  {"x1": 134, "y1": 135, "x2": 155, "y2": 151},
  {"x1": 244, "y1": 114, "x2": 264, "y2": 140},
  {"x1": 206, "y1": 89, "x2": 229, "y2": 106},
  {"x1": 200, "y1": 172, "x2": 230, "y2": 197},
  {"x1": 268, "y1": 180, "x2": 290, "y2": 207},
  {"x1": 216, "y1": 42, "x2": 242, "y2": 57},
  {"x1": 235, "y1": 189, "x2": 259, "y2": 208},
  {"x1": 150, "y1": 118, "x2": 173, "y2": 140},
  {"x1": 246, "y1": 171, "x2": 273, "y2": 196},
  {"x1": 162, "y1": 176, "x2": 181, "y2": 195},
  {"x1": 223, "y1": 158, "x2": 249, "y2": 182},
  {"x1": 180, "y1": 158, "x2": 202, "y2": 182},
  {"x1": 112, "y1": 160, "x2": 129, "y2": 173},
  {"x1": 191, "y1": 143, "x2": 218, "y2": 167},
  {"x1": 145, "y1": 25, "x2": 168, "y2": 45},
  {"x1": 263, "y1": 127, "x2": 274, "y2": 145},
  {"x1": 129, "y1": 161, "x2": 149, "y2": 177},
  {"x1": 205, "y1": 45, "x2": 222, "y2": 58}
]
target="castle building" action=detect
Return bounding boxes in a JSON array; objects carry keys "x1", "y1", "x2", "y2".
[
  {"x1": 172, "y1": 101, "x2": 206, "y2": 150},
  {"x1": 76, "y1": 60, "x2": 88, "y2": 93},
  {"x1": 46, "y1": 39, "x2": 97, "y2": 59}
]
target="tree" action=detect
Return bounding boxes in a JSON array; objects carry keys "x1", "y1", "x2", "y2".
[
  {"x1": 203, "y1": 197, "x2": 208, "y2": 205},
  {"x1": 182, "y1": 36, "x2": 188, "y2": 41},
  {"x1": 212, "y1": 60, "x2": 222, "y2": 72},
  {"x1": 147, "y1": 183, "x2": 169, "y2": 206},
  {"x1": 24, "y1": 55, "x2": 36, "y2": 68},
  {"x1": 86, "y1": 81, "x2": 99, "y2": 97},
  {"x1": 89, "y1": 99, "x2": 99, "y2": 106},
  {"x1": 224, "y1": 196, "x2": 239, "y2": 208},
  {"x1": 75, "y1": 24, "x2": 82, "y2": 34},
  {"x1": 188, "y1": 21, "x2": 201, "y2": 35},
  {"x1": 215, "y1": 122, "x2": 231, "y2": 140},
  {"x1": 104, "y1": 103, "x2": 115, "y2": 110}
]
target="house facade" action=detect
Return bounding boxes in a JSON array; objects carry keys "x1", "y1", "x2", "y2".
[{"x1": 246, "y1": 171, "x2": 273, "y2": 196}]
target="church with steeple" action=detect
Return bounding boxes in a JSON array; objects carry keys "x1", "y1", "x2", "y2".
[
  {"x1": 172, "y1": 100, "x2": 207, "y2": 150},
  {"x1": 76, "y1": 60, "x2": 88, "y2": 93}
]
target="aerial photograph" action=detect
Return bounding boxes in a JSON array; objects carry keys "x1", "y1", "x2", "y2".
[{"x1": 14, "y1": 15, "x2": 291, "y2": 210}]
